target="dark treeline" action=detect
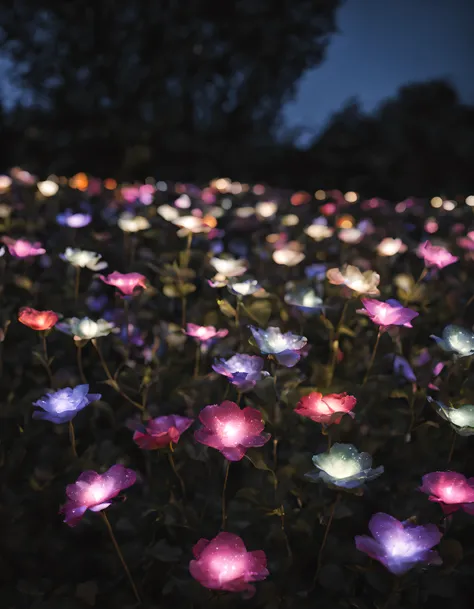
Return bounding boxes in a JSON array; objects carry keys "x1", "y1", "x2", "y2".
[{"x1": 0, "y1": 1, "x2": 473, "y2": 197}]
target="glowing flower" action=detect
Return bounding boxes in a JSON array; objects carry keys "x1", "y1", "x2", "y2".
[
  {"x1": 431, "y1": 324, "x2": 474, "y2": 358},
  {"x1": 56, "y1": 210, "x2": 92, "y2": 228},
  {"x1": 327, "y1": 265, "x2": 380, "y2": 296},
  {"x1": 376, "y1": 238, "x2": 407, "y2": 257},
  {"x1": 172, "y1": 215, "x2": 211, "y2": 237},
  {"x1": 295, "y1": 392, "x2": 356, "y2": 424},
  {"x1": 227, "y1": 276, "x2": 261, "y2": 297},
  {"x1": 255, "y1": 201, "x2": 278, "y2": 218},
  {"x1": 132, "y1": 415, "x2": 194, "y2": 449},
  {"x1": 428, "y1": 398, "x2": 474, "y2": 436},
  {"x1": 355, "y1": 513, "x2": 442, "y2": 575},
  {"x1": 358, "y1": 299, "x2": 418, "y2": 330},
  {"x1": 305, "y1": 223, "x2": 334, "y2": 241},
  {"x1": 61, "y1": 465, "x2": 136, "y2": 526},
  {"x1": 212, "y1": 354, "x2": 269, "y2": 392},
  {"x1": 194, "y1": 401, "x2": 270, "y2": 461},
  {"x1": 0, "y1": 246, "x2": 5, "y2": 257},
  {"x1": 272, "y1": 245, "x2": 305, "y2": 266},
  {"x1": 18, "y1": 307, "x2": 59, "y2": 331},
  {"x1": 339, "y1": 228, "x2": 363, "y2": 244},
  {"x1": 250, "y1": 326, "x2": 308, "y2": 367},
  {"x1": 33, "y1": 384, "x2": 101, "y2": 424},
  {"x1": 420, "y1": 472, "x2": 474, "y2": 514},
  {"x1": 60, "y1": 248, "x2": 108, "y2": 271},
  {"x1": 210, "y1": 256, "x2": 247, "y2": 278},
  {"x1": 56, "y1": 317, "x2": 115, "y2": 340},
  {"x1": 189, "y1": 532, "x2": 268, "y2": 596},
  {"x1": 157, "y1": 204, "x2": 180, "y2": 222},
  {"x1": 284, "y1": 285, "x2": 323, "y2": 314},
  {"x1": 392, "y1": 355, "x2": 417, "y2": 383},
  {"x1": 117, "y1": 212, "x2": 151, "y2": 232},
  {"x1": 417, "y1": 241, "x2": 458, "y2": 269},
  {"x1": 306, "y1": 443, "x2": 383, "y2": 489},
  {"x1": 185, "y1": 323, "x2": 228, "y2": 343},
  {"x1": 99, "y1": 272, "x2": 147, "y2": 296},
  {"x1": 2, "y1": 237, "x2": 45, "y2": 258}
]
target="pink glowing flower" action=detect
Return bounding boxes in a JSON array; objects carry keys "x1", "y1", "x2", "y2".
[
  {"x1": 185, "y1": 323, "x2": 228, "y2": 343},
  {"x1": 61, "y1": 465, "x2": 137, "y2": 526},
  {"x1": 417, "y1": 241, "x2": 458, "y2": 269},
  {"x1": 99, "y1": 271, "x2": 147, "y2": 296},
  {"x1": 457, "y1": 235, "x2": 474, "y2": 251},
  {"x1": 194, "y1": 400, "x2": 270, "y2": 461},
  {"x1": 132, "y1": 415, "x2": 194, "y2": 449},
  {"x1": 420, "y1": 472, "x2": 474, "y2": 515},
  {"x1": 327, "y1": 265, "x2": 380, "y2": 296},
  {"x1": 2, "y1": 237, "x2": 45, "y2": 258},
  {"x1": 295, "y1": 392, "x2": 356, "y2": 424},
  {"x1": 189, "y1": 532, "x2": 268, "y2": 596},
  {"x1": 18, "y1": 307, "x2": 59, "y2": 331},
  {"x1": 359, "y1": 299, "x2": 418, "y2": 330}
]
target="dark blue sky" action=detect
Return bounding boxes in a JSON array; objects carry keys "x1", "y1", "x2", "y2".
[{"x1": 284, "y1": 0, "x2": 474, "y2": 142}]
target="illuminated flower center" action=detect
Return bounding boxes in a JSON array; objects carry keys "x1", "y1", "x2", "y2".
[
  {"x1": 267, "y1": 335, "x2": 289, "y2": 352},
  {"x1": 50, "y1": 394, "x2": 74, "y2": 413},
  {"x1": 447, "y1": 407, "x2": 474, "y2": 427},
  {"x1": 209, "y1": 554, "x2": 246, "y2": 583},
  {"x1": 302, "y1": 292, "x2": 319, "y2": 307},
  {"x1": 440, "y1": 484, "x2": 466, "y2": 503},
  {"x1": 84, "y1": 481, "x2": 112, "y2": 504},
  {"x1": 74, "y1": 252, "x2": 94, "y2": 266},
  {"x1": 448, "y1": 334, "x2": 472, "y2": 355},
  {"x1": 220, "y1": 421, "x2": 244, "y2": 445},
  {"x1": 324, "y1": 456, "x2": 361, "y2": 479},
  {"x1": 15, "y1": 242, "x2": 32, "y2": 256},
  {"x1": 78, "y1": 320, "x2": 98, "y2": 338},
  {"x1": 386, "y1": 534, "x2": 418, "y2": 558}
]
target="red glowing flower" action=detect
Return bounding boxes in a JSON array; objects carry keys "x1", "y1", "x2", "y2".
[
  {"x1": 132, "y1": 415, "x2": 194, "y2": 450},
  {"x1": 194, "y1": 400, "x2": 270, "y2": 461},
  {"x1": 420, "y1": 471, "x2": 474, "y2": 515},
  {"x1": 417, "y1": 241, "x2": 458, "y2": 269},
  {"x1": 359, "y1": 299, "x2": 418, "y2": 330},
  {"x1": 295, "y1": 392, "x2": 356, "y2": 424},
  {"x1": 99, "y1": 271, "x2": 147, "y2": 296},
  {"x1": 18, "y1": 307, "x2": 59, "y2": 331},
  {"x1": 189, "y1": 532, "x2": 269, "y2": 596}
]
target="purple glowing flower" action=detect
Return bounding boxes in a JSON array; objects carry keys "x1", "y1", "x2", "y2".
[
  {"x1": 57, "y1": 209, "x2": 92, "y2": 228},
  {"x1": 61, "y1": 465, "x2": 136, "y2": 526},
  {"x1": 249, "y1": 326, "x2": 307, "y2": 367},
  {"x1": 185, "y1": 323, "x2": 228, "y2": 343},
  {"x1": 32, "y1": 384, "x2": 101, "y2": 424},
  {"x1": 306, "y1": 443, "x2": 383, "y2": 489},
  {"x1": 2, "y1": 237, "x2": 45, "y2": 258},
  {"x1": 132, "y1": 415, "x2": 194, "y2": 449},
  {"x1": 194, "y1": 400, "x2": 270, "y2": 461},
  {"x1": 212, "y1": 354, "x2": 269, "y2": 392},
  {"x1": 359, "y1": 299, "x2": 418, "y2": 330},
  {"x1": 355, "y1": 513, "x2": 442, "y2": 575}
]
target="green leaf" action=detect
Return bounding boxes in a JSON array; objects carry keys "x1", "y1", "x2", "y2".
[
  {"x1": 338, "y1": 325, "x2": 356, "y2": 337},
  {"x1": 217, "y1": 299, "x2": 237, "y2": 318},
  {"x1": 245, "y1": 300, "x2": 272, "y2": 326}
]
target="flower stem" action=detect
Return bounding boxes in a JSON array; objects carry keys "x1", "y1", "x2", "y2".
[
  {"x1": 326, "y1": 299, "x2": 350, "y2": 387},
  {"x1": 100, "y1": 512, "x2": 142, "y2": 606},
  {"x1": 193, "y1": 344, "x2": 201, "y2": 379},
  {"x1": 123, "y1": 298, "x2": 130, "y2": 351},
  {"x1": 76, "y1": 343, "x2": 87, "y2": 384},
  {"x1": 181, "y1": 295, "x2": 187, "y2": 328},
  {"x1": 315, "y1": 493, "x2": 340, "y2": 581},
  {"x1": 447, "y1": 431, "x2": 457, "y2": 464},
  {"x1": 221, "y1": 460, "x2": 231, "y2": 530},
  {"x1": 404, "y1": 267, "x2": 427, "y2": 306},
  {"x1": 363, "y1": 328, "x2": 382, "y2": 385},
  {"x1": 40, "y1": 333, "x2": 54, "y2": 387},
  {"x1": 69, "y1": 420, "x2": 78, "y2": 458},
  {"x1": 168, "y1": 445, "x2": 186, "y2": 497},
  {"x1": 183, "y1": 232, "x2": 193, "y2": 267},
  {"x1": 74, "y1": 266, "x2": 81, "y2": 303}
]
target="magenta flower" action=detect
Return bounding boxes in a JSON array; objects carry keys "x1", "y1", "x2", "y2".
[
  {"x1": 185, "y1": 323, "x2": 228, "y2": 343},
  {"x1": 420, "y1": 471, "x2": 474, "y2": 515},
  {"x1": 189, "y1": 532, "x2": 269, "y2": 596},
  {"x1": 99, "y1": 271, "x2": 147, "y2": 296},
  {"x1": 2, "y1": 237, "x2": 45, "y2": 258},
  {"x1": 359, "y1": 299, "x2": 419, "y2": 330},
  {"x1": 132, "y1": 415, "x2": 194, "y2": 450},
  {"x1": 194, "y1": 400, "x2": 270, "y2": 461},
  {"x1": 61, "y1": 465, "x2": 137, "y2": 526},
  {"x1": 295, "y1": 392, "x2": 356, "y2": 425},
  {"x1": 355, "y1": 513, "x2": 442, "y2": 575},
  {"x1": 417, "y1": 241, "x2": 458, "y2": 269}
]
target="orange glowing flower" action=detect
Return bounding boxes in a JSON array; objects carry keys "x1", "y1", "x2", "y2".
[{"x1": 18, "y1": 307, "x2": 59, "y2": 331}]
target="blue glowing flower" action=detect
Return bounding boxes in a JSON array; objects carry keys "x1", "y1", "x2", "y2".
[
  {"x1": 227, "y1": 276, "x2": 261, "y2": 297},
  {"x1": 57, "y1": 209, "x2": 92, "y2": 228},
  {"x1": 392, "y1": 355, "x2": 417, "y2": 383},
  {"x1": 306, "y1": 443, "x2": 383, "y2": 489},
  {"x1": 355, "y1": 513, "x2": 442, "y2": 575},
  {"x1": 431, "y1": 324, "x2": 474, "y2": 358},
  {"x1": 428, "y1": 397, "x2": 474, "y2": 436},
  {"x1": 249, "y1": 326, "x2": 307, "y2": 367},
  {"x1": 212, "y1": 354, "x2": 269, "y2": 392},
  {"x1": 33, "y1": 384, "x2": 101, "y2": 423},
  {"x1": 284, "y1": 284, "x2": 324, "y2": 314}
]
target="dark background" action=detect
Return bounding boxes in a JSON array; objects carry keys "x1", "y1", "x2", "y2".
[{"x1": 0, "y1": 0, "x2": 473, "y2": 196}]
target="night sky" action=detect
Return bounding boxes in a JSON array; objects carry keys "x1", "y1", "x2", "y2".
[{"x1": 284, "y1": 0, "x2": 474, "y2": 143}]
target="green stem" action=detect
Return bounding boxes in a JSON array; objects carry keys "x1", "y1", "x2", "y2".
[
  {"x1": 74, "y1": 266, "x2": 81, "y2": 303},
  {"x1": 447, "y1": 431, "x2": 457, "y2": 464},
  {"x1": 363, "y1": 329, "x2": 382, "y2": 385},
  {"x1": 76, "y1": 343, "x2": 87, "y2": 384},
  {"x1": 168, "y1": 446, "x2": 186, "y2": 497},
  {"x1": 41, "y1": 333, "x2": 54, "y2": 387},
  {"x1": 100, "y1": 512, "x2": 142, "y2": 606},
  {"x1": 69, "y1": 420, "x2": 78, "y2": 458},
  {"x1": 221, "y1": 460, "x2": 230, "y2": 530},
  {"x1": 315, "y1": 493, "x2": 340, "y2": 581},
  {"x1": 326, "y1": 299, "x2": 350, "y2": 387},
  {"x1": 193, "y1": 344, "x2": 201, "y2": 379}
]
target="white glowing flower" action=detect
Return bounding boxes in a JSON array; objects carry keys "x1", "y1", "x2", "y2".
[
  {"x1": 118, "y1": 212, "x2": 151, "y2": 232},
  {"x1": 376, "y1": 238, "x2": 407, "y2": 257},
  {"x1": 305, "y1": 223, "x2": 334, "y2": 241},
  {"x1": 210, "y1": 256, "x2": 247, "y2": 278},
  {"x1": 272, "y1": 245, "x2": 305, "y2": 267},
  {"x1": 56, "y1": 317, "x2": 116, "y2": 340},
  {"x1": 60, "y1": 248, "x2": 108, "y2": 271},
  {"x1": 428, "y1": 397, "x2": 474, "y2": 436},
  {"x1": 172, "y1": 215, "x2": 211, "y2": 237},
  {"x1": 157, "y1": 204, "x2": 179, "y2": 222}
]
